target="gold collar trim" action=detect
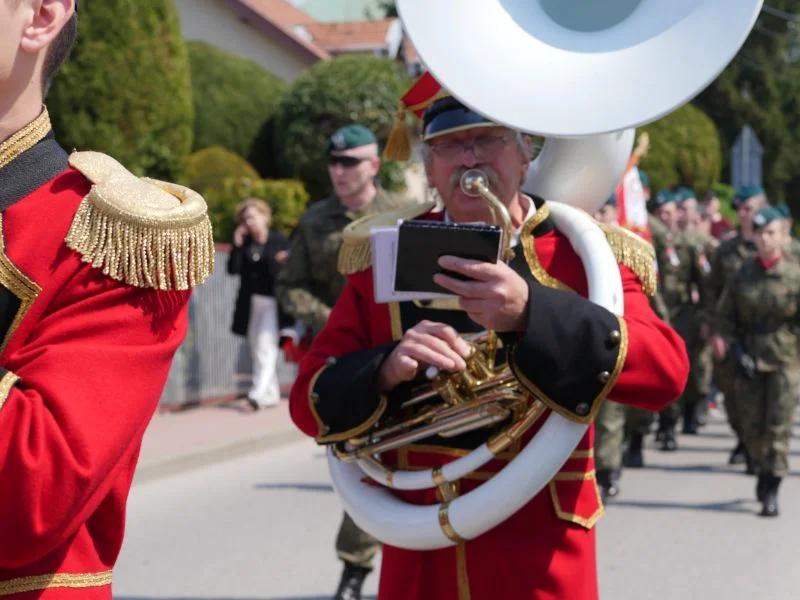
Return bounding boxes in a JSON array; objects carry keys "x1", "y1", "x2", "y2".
[{"x1": 0, "y1": 108, "x2": 51, "y2": 171}]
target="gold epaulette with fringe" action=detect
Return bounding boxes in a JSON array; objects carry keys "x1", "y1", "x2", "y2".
[
  {"x1": 337, "y1": 201, "x2": 437, "y2": 275},
  {"x1": 597, "y1": 222, "x2": 657, "y2": 297},
  {"x1": 66, "y1": 151, "x2": 214, "y2": 291}
]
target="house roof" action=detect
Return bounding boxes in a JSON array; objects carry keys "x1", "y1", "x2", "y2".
[
  {"x1": 224, "y1": 0, "x2": 330, "y2": 61},
  {"x1": 299, "y1": 0, "x2": 386, "y2": 22},
  {"x1": 305, "y1": 19, "x2": 397, "y2": 52}
]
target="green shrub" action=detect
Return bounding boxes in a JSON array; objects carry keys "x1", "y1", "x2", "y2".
[
  {"x1": 48, "y1": 0, "x2": 193, "y2": 183},
  {"x1": 187, "y1": 41, "x2": 287, "y2": 174},
  {"x1": 638, "y1": 104, "x2": 722, "y2": 197},
  {"x1": 269, "y1": 55, "x2": 411, "y2": 200},
  {"x1": 205, "y1": 178, "x2": 309, "y2": 242},
  {"x1": 710, "y1": 182, "x2": 738, "y2": 226},
  {"x1": 185, "y1": 146, "x2": 259, "y2": 197}
]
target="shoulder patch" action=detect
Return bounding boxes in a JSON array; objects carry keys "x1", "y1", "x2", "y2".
[
  {"x1": 597, "y1": 222, "x2": 657, "y2": 297},
  {"x1": 337, "y1": 201, "x2": 437, "y2": 275},
  {"x1": 66, "y1": 151, "x2": 214, "y2": 291}
]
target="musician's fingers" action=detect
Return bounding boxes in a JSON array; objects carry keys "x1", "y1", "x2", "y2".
[
  {"x1": 438, "y1": 256, "x2": 496, "y2": 281},
  {"x1": 394, "y1": 354, "x2": 419, "y2": 380},
  {"x1": 432, "y1": 273, "x2": 487, "y2": 298},
  {"x1": 418, "y1": 321, "x2": 472, "y2": 357},
  {"x1": 403, "y1": 337, "x2": 466, "y2": 371}
]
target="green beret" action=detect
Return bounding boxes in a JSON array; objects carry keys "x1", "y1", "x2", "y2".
[
  {"x1": 606, "y1": 192, "x2": 617, "y2": 207},
  {"x1": 752, "y1": 206, "x2": 781, "y2": 229},
  {"x1": 638, "y1": 169, "x2": 650, "y2": 188},
  {"x1": 733, "y1": 184, "x2": 766, "y2": 208},
  {"x1": 676, "y1": 187, "x2": 696, "y2": 202},
  {"x1": 772, "y1": 203, "x2": 791, "y2": 219},
  {"x1": 649, "y1": 189, "x2": 677, "y2": 212},
  {"x1": 327, "y1": 124, "x2": 378, "y2": 153}
]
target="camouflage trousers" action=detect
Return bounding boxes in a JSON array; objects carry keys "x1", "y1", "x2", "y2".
[
  {"x1": 735, "y1": 368, "x2": 799, "y2": 477},
  {"x1": 714, "y1": 355, "x2": 742, "y2": 438},
  {"x1": 660, "y1": 332, "x2": 706, "y2": 430},
  {"x1": 336, "y1": 512, "x2": 380, "y2": 569},
  {"x1": 595, "y1": 400, "x2": 654, "y2": 471}
]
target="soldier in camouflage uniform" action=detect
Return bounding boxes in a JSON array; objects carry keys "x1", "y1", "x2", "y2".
[
  {"x1": 712, "y1": 206, "x2": 800, "y2": 517},
  {"x1": 651, "y1": 189, "x2": 708, "y2": 450},
  {"x1": 705, "y1": 185, "x2": 766, "y2": 469},
  {"x1": 676, "y1": 187, "x2": 715, "y2": 433},
  {"x1": 275, "y1": 124, "x2": 410, "y2": 600}
]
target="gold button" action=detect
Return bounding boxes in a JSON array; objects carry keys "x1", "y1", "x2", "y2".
[
  {"x1": 310, "y1": 392, "x2": 320, "y2": 404},
  {"x1": 326, "y1": 356, "x2": 337, "y2": 367},
  {"x1": 597, "y1": 371, "x2": 611, "y2": 384},
  {"x1": 608, "y1": 330, "x2": 621, "y2": 345},
  {"x1": 576, "y1": 402, "x2": 590, "y2": 416}
]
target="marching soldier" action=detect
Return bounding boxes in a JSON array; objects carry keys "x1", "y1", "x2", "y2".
[
  {"x1": 275, "y1": 124, "x2": 411, "y2": 600},
  {"x1": 705, "y1": 185, "x2": 767, "y2": 470},
  {"x1": 650, "y1": 190, "x2": 707, "y2": 449},
  {"x1": 288, "y1": 72, "x2": 689, "y2": 599},
  {"x1": 0, "y1": 2, "x2": 213, "y2": 597},
  {"x1": 711, "y1": 206, "x2": 800, "y2": 517}
]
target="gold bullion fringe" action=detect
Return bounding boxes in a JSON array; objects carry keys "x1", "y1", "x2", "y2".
[
  {"x1": 65, "y1": 199, "x2": 215, "y2": 291},
  {"x1": 599, "y1": 223, "x2": 657, "y2": 297},
  {"x1": 337, "y1": 234, "x2": 372, "y2": 275}
]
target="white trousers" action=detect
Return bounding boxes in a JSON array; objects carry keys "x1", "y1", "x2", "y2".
[{"x1": 247, "y1": 295, "x2": 281, "y2": 407}]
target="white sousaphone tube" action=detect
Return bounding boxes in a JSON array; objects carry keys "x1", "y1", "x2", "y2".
[{"x1": 328, "y1": 199, "x2": 625, "y2": 550}]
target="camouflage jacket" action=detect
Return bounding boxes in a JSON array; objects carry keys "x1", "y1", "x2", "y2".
[
  {"x1": 653, "y1": 228, "x2": 711, "y2": 333},
  {"x1": 716, "y1": 256, "x2": 800, "y2": 370},
  {"x1": 275, "y1": 189, "x2": 407, "y2": 334}
]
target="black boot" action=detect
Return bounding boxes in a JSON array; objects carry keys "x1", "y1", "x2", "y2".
[
  {"x1": 624, "y1": 434, "x2": 645, "y2": 468},
  {"x1": 745, "y1": 450, "x2": 759, "y2": 476},
  {"x1": 756, "y1": 473, "x2": 768, "y2": 503},
  {"x1": 728, "y1": 440, "x2": 746, "y2": 465},
  {"x1": 682, "y1": 404, "x2": 698, "y2": 435},
  {"x1": 659, "y1": 430, "x2": 678, "y2": 452},
  {"x1": 597, "y1": 469, "x2": 620, "y2": 504},
  {"x1": 334, "y1": 562, "x2": 371, "y2": 600},
  {"x1": 759, "y1": 475, "x2": 781, "y2": 518}
]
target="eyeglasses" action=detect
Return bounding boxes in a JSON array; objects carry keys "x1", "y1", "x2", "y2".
[
  {"x1": 429, "y1": 134, "x2": 514, "y2": 159},
  {"x1": 328, "y1": 155, "x2": 368, "y2": 168}
]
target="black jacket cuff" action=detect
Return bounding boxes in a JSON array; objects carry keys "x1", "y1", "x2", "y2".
[
  {"x1": 309, "y1": 343, "x2": 398, "y2": 443},
  {"x1": 507, "y1": 280, "x2": 627, "y2": 423}
]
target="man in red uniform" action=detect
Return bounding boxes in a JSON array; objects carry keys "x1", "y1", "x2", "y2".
[
  {"x1": 0, "y1": 2, "x2": 213, "y2": 597},
  {"x1": 289, "y1": 73, "x2": 688, "y2": 600}
]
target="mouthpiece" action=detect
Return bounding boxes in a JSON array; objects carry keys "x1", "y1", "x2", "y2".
[{"x1": 460, "y1": 169, "x2": 489, "y2": 197}]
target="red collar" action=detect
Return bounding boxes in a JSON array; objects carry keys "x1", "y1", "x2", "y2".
[{"x1": 757, "y1": 254, "x2": 783, "y2": 270}]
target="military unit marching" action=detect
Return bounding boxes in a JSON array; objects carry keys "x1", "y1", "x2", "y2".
[{"x1": 592, "y1": 181, "x2": 800, "y2": 521}]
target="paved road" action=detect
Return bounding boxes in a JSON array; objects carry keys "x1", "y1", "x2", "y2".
[{"x1": 114, "y1": 414, "x2": 799, "y2": 600}]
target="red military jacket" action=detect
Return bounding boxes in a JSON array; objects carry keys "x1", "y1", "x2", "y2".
[
  {"x1": 0, "y1": 111, "x2": 213, "y2": 598},
  {"x1": 289, "y1": 200, "x2": 688, "y2": 600}
]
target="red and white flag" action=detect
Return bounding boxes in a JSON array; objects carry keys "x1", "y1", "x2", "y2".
[{"x1": 615, "y1": 166, "x2": 651, "y2": 242}]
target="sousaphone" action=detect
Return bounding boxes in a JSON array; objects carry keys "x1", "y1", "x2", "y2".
[{"x1": 328, "y1": 0, "x2": 764, "y2": 550}]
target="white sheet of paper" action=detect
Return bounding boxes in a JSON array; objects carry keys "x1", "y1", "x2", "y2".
[{"x1": 370, "y1": 226, "x2": 457, "y2": 304}]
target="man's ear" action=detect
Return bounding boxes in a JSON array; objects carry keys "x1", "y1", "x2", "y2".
[{"x1": 19, "y1": 0, "x2": 73, "y2": 55}]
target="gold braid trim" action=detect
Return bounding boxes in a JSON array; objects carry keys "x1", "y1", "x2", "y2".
[
  {"x1": 337, "y1": 201, "x2": 437, "y2": 275},
  {"x1": 0, "y1": 571, "x2": 112, "y2": 596},
  {"x1": 0, "y1": 108, "x2": 51, "y2": 170},
  {"x1": 66, "y1": 152, "x2": 214, "y2": 291},
  {"x1": 598, "y1": 222, "x2": 657, "y2": 297}
]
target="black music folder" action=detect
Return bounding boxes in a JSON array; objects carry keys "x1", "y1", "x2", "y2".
[{"x1": 393, "y1": 220, "x2": 502, "y2": 294}]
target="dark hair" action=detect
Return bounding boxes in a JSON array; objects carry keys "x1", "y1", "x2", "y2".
[{"x1": 43, "y1": 12, "x2": 78, "y2": 95}]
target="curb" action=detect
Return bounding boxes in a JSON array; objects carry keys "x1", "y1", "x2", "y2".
[{"x1": 133, "y1": 425, "x2": 306, "y2": 486}]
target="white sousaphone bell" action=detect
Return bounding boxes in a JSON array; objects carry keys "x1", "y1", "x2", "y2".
[{"x1": 328, "y1": 0, "x2": 764, "y2": 550}]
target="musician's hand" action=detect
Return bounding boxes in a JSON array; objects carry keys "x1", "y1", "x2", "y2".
[
  {"x1": 377, "y1": 321, "x2": 472, "y2": 393},
  {"x1": 710, "y1": 334, "x2": 728, "y2": 361},
  {"x1": 433, "y1": 256, "x2": 529, "y2": 333}
]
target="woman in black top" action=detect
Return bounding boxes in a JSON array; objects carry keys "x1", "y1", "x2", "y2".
[{"x1": 228, "y1": 199, "x2": 291, "y2": 410}]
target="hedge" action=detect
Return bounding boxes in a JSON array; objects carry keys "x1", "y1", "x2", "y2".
[
  {"x1": 48, "y1": 0, "x2": 194, "y2": 183},
  {"x1": 185, "y1": 146, "x2": 260, "y2": 198},
  {"x1": 187, "y1": 41, "x2": 287, "y2": 174}
]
